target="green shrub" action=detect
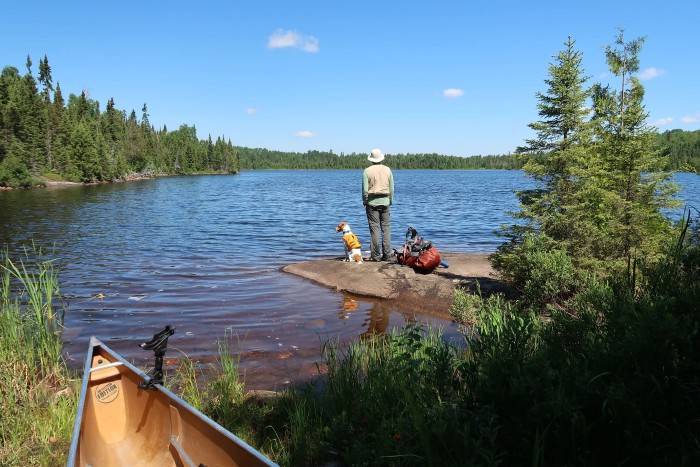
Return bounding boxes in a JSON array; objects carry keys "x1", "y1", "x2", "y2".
[
  {"x1": 449, "y1": 287, "x2": 482, "y2": 325},
  {"x1": 0, "y1": 154, "x2": 33, "y2": 187},
  {"x1": 523, "y1": 246, "x2": 577, "y2": 308}
]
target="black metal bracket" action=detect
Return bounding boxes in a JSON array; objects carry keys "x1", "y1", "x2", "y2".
[{"x1": 138, "y1": 325, "x2": 175, "y2": 390}]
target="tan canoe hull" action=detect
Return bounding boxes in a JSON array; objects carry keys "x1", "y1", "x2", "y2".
[{"x1": 67, "y1": 337, "x2": 277, "y2": 467}]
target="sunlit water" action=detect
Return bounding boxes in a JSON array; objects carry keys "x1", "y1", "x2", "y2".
[{"x1": 1, "y1": 170, "x2": 698, "y2": 390}]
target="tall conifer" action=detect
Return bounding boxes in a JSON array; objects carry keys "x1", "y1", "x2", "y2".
[
  {"x1": 583, "y1": 29, "x2": 678, "y2": 267},
  {"x1": 493, "y1": 37, "x2": 591, "y2": 280},
  {"x1": 515, "y1": 36, "x2": 592, "y2": 244}
]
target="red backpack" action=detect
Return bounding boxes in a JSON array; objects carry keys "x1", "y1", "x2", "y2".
[{"x1": 394, "y1": 227, "x2": 442, "y2": 273}]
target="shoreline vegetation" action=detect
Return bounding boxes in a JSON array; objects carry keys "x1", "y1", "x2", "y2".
[
  {"x1": 3, "y1": 215, "x2": 700, "y2": 465},
  {"x1": 0, "y1": 54, "x2": 699, "y2": 189},
  {"x1": 3, "y1": 32, "x2": 700, "y2": 466}
]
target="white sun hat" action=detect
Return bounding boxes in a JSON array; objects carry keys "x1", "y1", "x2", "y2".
[{"x1": 368, "y1": 148, "x2": 385, "y2": 163}]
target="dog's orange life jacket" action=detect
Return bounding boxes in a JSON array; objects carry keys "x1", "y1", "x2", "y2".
[{"x1": 343, "y1": 232, "x2": 361, "y2": 250}]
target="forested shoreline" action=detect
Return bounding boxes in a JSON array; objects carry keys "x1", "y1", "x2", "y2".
[
  {"x1": 235, "y1": 146, "x2": 521, "y2": 170},
  {"x1": 0, "y1": 56, "x2": 239, "y2": 188},
  {"x1": 3, "y1": 30, "x2": 700, "y2": 466},
  {"x1": 236, "y1": 130, "x2": 700, "y2": 171},
  {"x1": 1, "y1": 55, "x2": 699, "y2": 189}
]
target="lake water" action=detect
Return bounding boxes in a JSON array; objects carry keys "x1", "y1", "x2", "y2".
[{"x1": 1, "y1": 170, "x2": 699, "y2": 390}]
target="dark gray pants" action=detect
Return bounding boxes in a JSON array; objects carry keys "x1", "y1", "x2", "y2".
[{"x1": 365, "y1": 205, "x2": 391, "y2": 260}]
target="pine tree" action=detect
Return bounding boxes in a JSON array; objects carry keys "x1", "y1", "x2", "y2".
[
  {"x1": 9, "y1": 58, "x2": 47, "y2": 175},
  {"x1": 71, "y1": 121, "x2": 100, "y2": 182}
]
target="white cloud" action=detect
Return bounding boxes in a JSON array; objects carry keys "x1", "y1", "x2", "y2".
[
  {"x1": 682, "y1": 113, "x2": 700, "y2": 123},
  {"x1": 268, "y1": 29, "x2": 319, "y2": 53},
  {"x1": 651, "y1": 117, "x2": 673, "y2": 126},
  {"x1": 638, "y1": 67, "x2": 667, "y2": 80},
  {"x1": 295, "y1": 130, "x2": 316, "y2": 138},
  {"x1": 244, "y1": 108, "x2": 259, "y2": 115},
  {"x1": 442, "y1": 88, "x2": 464, "y2": 99}
]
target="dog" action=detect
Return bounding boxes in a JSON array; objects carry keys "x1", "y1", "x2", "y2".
[{"x1": 335, "y1": 222, "x2": 363, "y2": 263}]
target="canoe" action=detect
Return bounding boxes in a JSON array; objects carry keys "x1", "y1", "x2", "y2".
[{"x1": 67, "y1": 335, "x2": 278, "y2": 467}]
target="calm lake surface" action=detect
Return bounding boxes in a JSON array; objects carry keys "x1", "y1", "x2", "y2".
[{"x1": 2, "y1": 170, "x2": 699, "y2": 390}]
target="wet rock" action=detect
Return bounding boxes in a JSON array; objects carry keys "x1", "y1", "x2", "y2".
[{"x1": 283, "y1": 253, "x2": 511, "y2": 320}]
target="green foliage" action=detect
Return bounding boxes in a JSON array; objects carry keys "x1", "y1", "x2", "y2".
[
  {"x1": 494, "y1": 30, "x2": 680, "y2": 293},
  {"x1": 657, "y1": 129, "x2": 700, "y2": 172},
  {"x1": 449, "y1": 219, "x2": 700, "y2": 465},
  {"x1": 236, "y1": 146, "x2": 521, "y2": 170},
  {"x1": 492, "y1": 232, "x2": 580, "y2": 308},
  {"x1": 0, "y1": 57, "x2": 240, "y2": 185},
  {"x1": 0, "y1": 152, "x2": 36, "y2": 187},
  {"x1": 275, "y1": 325, "x2": 488, "y2": 466},
  {"x1": 522, "y1": 242, "x2": 577, "y2": 308},
  {"x1": 449, "y1": 287, "x2": 482, "y2": 324},
  {"x1": 0, "y1": 247, "x2": 77, "y2": 466},
  {"x1": 586, "y1": 30, "x2": 679, "y2": 265}
]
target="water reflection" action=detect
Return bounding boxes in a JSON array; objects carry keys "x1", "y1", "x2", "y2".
[
  {"x1": 1, "y1": 171, "x2": 698, "y2": 391},
  {"x1": 360, "y1": 300, "x2": 391, "y2": 339}
]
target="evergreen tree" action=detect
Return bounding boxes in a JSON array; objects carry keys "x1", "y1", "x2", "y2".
[
  {"x1": 38, "y1": 56, "x2": 55, "y2": 170},
  {"x1": 38, "y1": 55, "x2": 53, "y2": 103},
  {"x1": 494, "y1": 30, "x2": 680, "y2": 287},
  {"x1": 514, "y1": 36, "x2": 592, "y2": 245},
  {"x1": 583, "y1": 29, "x2": 678, "y2": 268},
  {"x1": 657, "y1": 129, "x2": 700, "y2": 172},
  {"x1": 0, "y1": 55, "x2": 240, "y2": 185},
  {"x1": 50, "y1": 83, "x2": 77, "y2": 179},
  {"x1": 493, "y1": 37, "x2": 592, "y2": 281},
  {"x1": 11, "y1": 59, "x2": 46, "y2": 174},
  {"x1": 125, "y1": 109, "x2": 146, "y2": 171},
  {"x1": 71, "y1": 121, "x2": 100, "y2": 182},
  {"x1": 141, "y1": 103, "x2": 150, "y2": 130},
  {"x1": 0, "y1": 66, "x2": 22, "y2": 162}
]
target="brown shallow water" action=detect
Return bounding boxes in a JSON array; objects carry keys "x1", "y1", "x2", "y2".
[{"x1": 60, "y1": 280, "x2": 459, "y2": 391}]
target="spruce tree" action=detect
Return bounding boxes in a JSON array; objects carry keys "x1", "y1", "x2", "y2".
[
  {"x1": 50, "y1": 83, "x2": 77, "y2": 179},
  {"x1": 493, "y1": 37, "x2": 591, "y2": 281},
  {"x1": 38, "y1": 55, "x2": 53, "y2": 103},
  {"x1": 582, "y1": 29, "x2": 678, "y2": 268},
  {"x1": 516, "y1": 36, "x2": 592, "y2": 243}
]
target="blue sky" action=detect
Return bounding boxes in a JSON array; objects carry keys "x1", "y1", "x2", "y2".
[{"x1": 2, "y1": 1, "x2": 698, "y2": 157}]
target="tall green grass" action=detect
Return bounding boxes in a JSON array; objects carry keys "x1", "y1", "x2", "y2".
[
  {"x1": 263, "y1": 325, "x2": 496, "y2": 466},
  {"x1": 0, "y1": 247, "x2": 77, "y2": 466},
  {"x1": 185, "y1": 214, "x2": 700, "y2": 466},
  {"x1": 169, "y1": 332, "x2": 288, "y2": 464}
]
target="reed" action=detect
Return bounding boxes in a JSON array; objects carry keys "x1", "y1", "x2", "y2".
[
  {"x1": 272, "y1": 325, "x2": 480, "y2": 466},
  {"x1": 0, "y1": 247, "x2": 77, "y2": 467},
  {"x1": 232, "y1": 219, "x2": 700, "y2": 466},
  {"x1": 172, "y1": 332, "x2": 288, "y2": 463}
]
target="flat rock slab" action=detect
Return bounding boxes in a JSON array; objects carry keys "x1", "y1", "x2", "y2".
[{"x1": 283, "y1": 253, "x2": 505, "y2": 318}]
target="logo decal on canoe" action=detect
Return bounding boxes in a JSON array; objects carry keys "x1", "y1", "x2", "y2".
[{"x1": 95, "y1": 382, "x2": 119, "y2": 403}]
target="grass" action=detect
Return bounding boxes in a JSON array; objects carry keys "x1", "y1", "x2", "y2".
[
  {"x1": 179, "y1": 217, "x2": 700, "y2": 466},
  {"x1": 0, "y1": 247, "x2": 78, "y2": 466},
  {"x1": 167, "y1": 332, "x2": 290, "y2": 464},
  {"x1": 4, "y1": 217, "x2": 700, "y2": 466}
]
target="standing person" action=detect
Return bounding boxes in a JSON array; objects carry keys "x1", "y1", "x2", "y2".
[{"x1": 363, "y1": 148, "x2": 394, "y2": 262}]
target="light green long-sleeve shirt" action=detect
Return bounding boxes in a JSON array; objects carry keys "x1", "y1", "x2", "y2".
[{"x1": 362, "y1": 163, "x2": 394, "y2": 207}]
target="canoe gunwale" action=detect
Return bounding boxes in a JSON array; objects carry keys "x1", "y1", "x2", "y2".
[{"x1": 66, "y1": 336, "x2": 278, "y2": 467}]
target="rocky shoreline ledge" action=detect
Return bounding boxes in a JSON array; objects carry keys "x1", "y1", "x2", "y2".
[{"x1": 283, "y1": 253, "x2": 514, "y2": 320}]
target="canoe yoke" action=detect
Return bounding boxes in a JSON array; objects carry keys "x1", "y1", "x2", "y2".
[{"x1": 139, "y1": 325, "x2": 176, "y2": 390}]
